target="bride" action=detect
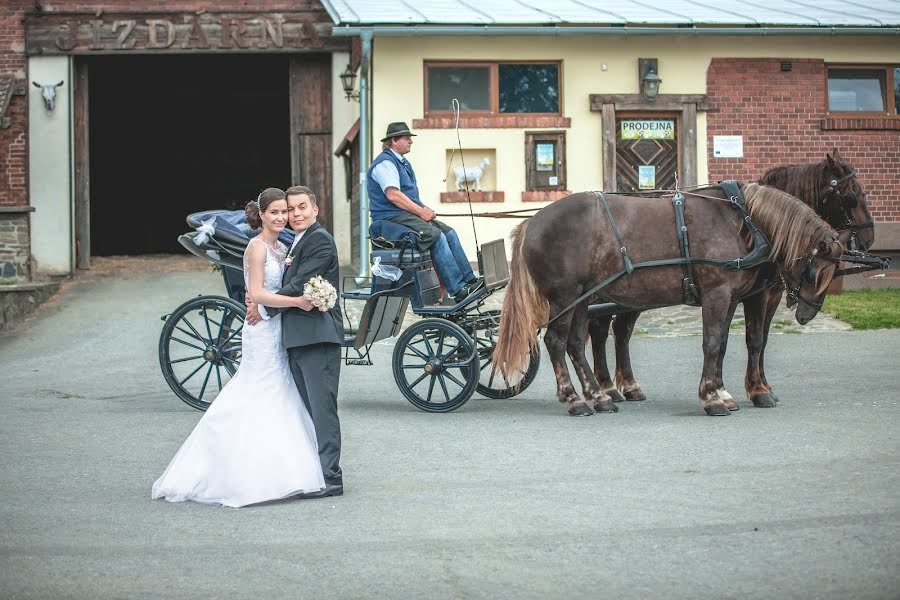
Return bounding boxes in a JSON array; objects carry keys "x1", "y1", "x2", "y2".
[{"x1": 152, "y1": 187, "x2": 325, "y2": 507}]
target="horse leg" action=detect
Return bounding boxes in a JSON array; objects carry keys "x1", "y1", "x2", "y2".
[
  {"x1": 612, "y1": 311, "x2": 647, "y2": 402},
  {"x1": 588, "y1": 316, "x2": 625, "y2": 402},
  {"x1": 698, "y1": 292, "x2": 734, "y2": 416},
  {"x1": 570, "y1": 305, "x2": 617, "y2": 413},
  {"x1": 759, "y1": 288, "x2": 783, "y2": 404},
  {"x1": 711, "y1": 303, "x2": 740, "y2": 411},
  {"x1": 545, "y1": 306, "x2": 593, "y2": 416},
  {"x1": 743, "y1": 290, "x2": 776, "y2": 408}
]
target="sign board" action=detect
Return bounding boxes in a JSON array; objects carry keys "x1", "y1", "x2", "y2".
[
  {"x1": 25, "y1": 12, "x2": 348, "y2": 55},
  {"x1": 713, "y1": 135, "x2": 743, "y2": 158},
  {"x1": 535, "y1": 143, "x2": 555, "y2": 171},
  {"x1": 638, "y1": 166, "x2": 656, "y2": 189},
  {"x1": 621, "y1": 120, "x2": 675, "y2": 140}
]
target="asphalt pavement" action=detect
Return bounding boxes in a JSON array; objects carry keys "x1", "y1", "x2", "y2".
[{"x1": 1, "y1": 265, "x2": 898, "y2": 599}]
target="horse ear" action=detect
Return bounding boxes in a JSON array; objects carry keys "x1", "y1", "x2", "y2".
[{"x1": 826, "y1": 153, "x2": 836, "y2": 168}]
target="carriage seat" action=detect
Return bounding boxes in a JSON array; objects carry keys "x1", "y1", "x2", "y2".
[{"x1": 369, "y1": 220, "x2": 421, "y2": 251}]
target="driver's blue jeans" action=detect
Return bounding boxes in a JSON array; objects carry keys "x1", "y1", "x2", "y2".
[{"x1": 430, "y1": 229, "x2": 475, "y2": 296}]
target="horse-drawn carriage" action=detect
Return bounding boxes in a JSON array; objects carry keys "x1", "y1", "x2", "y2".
[{"x1": 158, "y1": 212, "x2": 539, "y2": 414}]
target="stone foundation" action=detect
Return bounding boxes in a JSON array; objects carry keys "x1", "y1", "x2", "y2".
[
  {"x1": 0, "y1": 281, "x2": 59, "y2": 331},
  {"x1": 0, "y1": 212, "x2": 31, "y2": 283}
]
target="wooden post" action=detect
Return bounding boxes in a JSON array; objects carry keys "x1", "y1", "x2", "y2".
[
  {"x1": 682, "y1": 102, "x2": 697, "y2": 188},
  {"x1": 289, "y1": 55, "x2": 333, "y2": 232},
  {"x1": 601, "y1": 103, "x2": 616, "y2": 192},
  {"x1": 73, "y1": 59, "x2": 90, "y2": 270}
]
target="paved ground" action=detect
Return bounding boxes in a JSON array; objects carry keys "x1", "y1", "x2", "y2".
[{"x1": 1, "y1": 259, "x2": 898, "y2": 599}]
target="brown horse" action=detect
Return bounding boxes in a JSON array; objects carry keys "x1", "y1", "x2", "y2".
[
  {"x1": 493, "y1": 183, "x2": 842, "y2": 417},
  {"x1": 589, "y1": 150, "x2": 872, "y2": 408}
]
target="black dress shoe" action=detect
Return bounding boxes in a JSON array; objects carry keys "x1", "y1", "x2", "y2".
[{"x1": 297, "y1": 483, "x2": 343, "y2": 499}]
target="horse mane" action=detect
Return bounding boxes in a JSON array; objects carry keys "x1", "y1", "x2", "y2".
[
  {"x1": 757, "y1": 161, "x2": 826, "y2": 208},
  {"x1": 741, "y1": 182, "x2": 841, "y2": 294}
]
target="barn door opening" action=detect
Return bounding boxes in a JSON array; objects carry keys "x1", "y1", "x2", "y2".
[{"x1": 88, "y1": 54, "x2": 291, "y2": 255}]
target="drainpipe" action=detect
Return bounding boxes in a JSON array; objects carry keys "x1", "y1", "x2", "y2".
[{"x1": 356, "y1": 30, "x2": 372, "y2": 283}]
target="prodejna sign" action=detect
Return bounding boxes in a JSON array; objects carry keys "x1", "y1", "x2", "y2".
[
  {"x1": 25, "y1": 12, "x2": 348, "y2": 55},
  {"x1": 620, "y1": 120, "x2": 675, "y2": 140}
]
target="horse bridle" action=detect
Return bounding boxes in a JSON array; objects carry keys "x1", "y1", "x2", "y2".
[
  {"x1": 818, "y1": 170, "x2": 874, "y2": 251},
  {"x1": 786, "y1": 237, "x2": 841, "y2": 311}
]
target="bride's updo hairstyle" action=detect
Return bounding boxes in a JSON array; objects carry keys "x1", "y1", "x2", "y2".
[{"x1": 245, "y1": 187, "x2": 286, "y2": 229}]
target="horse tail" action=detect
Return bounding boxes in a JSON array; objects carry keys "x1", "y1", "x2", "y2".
[{"x1": 493, "y1": 219, "x2": 548, "y2": 383}]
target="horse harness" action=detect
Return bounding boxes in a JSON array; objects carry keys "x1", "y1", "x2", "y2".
[{"x1": 547, "y1": 181, "x2": 772, "y2": 326}]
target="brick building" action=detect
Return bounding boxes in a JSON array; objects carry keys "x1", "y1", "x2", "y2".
[
  {"x1": 0, "y1": 1, "x2": 898, "y2": 289},
  {"x1": 0, "y1": 0, "x2": 358, "y2": 285}
]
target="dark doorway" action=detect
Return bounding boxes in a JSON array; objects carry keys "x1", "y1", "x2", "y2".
[{"x1": 88, "y1": 55, "x2": 291, "y2": 255}]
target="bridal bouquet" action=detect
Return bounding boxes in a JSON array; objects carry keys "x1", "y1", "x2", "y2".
[{"x1": 303, "y1": 275, "x2": 337, "y2": 311}]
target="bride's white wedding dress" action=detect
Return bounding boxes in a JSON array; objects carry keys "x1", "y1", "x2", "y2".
[{"x1": 152, "y1": 238, "x2": 324, "y2": 507}]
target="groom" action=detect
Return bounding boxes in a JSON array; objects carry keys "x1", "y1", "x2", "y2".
[{"x1": 246, "y1": 185, "x2": 344, "y2": 497}]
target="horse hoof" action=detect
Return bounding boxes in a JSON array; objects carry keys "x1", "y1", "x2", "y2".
[
  {"x1": 751, "y1": 394, "x2": 777, "y2": 408},
  {"x1": 625, "y1": 390, "x2": 646, "y2": 402},
  {"x1": 769, "y1": 391, "x2": 780, "y2": 404},
  {"x1": 704, "y1": 404, "x2": 731, "y2": 416},
  {"x1": 568, "y1": 403, "x2": 594, "y2": 417},
  {"x1": 593, "y1": 400, "x2": 619, "y2": 413},
  {"x1": 606, "y1": 389, "x2": 626, "y2": 403},
  {"x1": 722, "y1": 398, "x2": 740, "y2": 411}
]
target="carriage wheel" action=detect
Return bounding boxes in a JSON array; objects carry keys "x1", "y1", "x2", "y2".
[
  {"x1": 391, "y1": 318, "x2": 479, "y2": 413},
  {"x1": 464, "y1": 309, "x2": 540, "y2": 399},
  {"x1": 159, "y1": 295, "x2": 245, "y2": 411}
]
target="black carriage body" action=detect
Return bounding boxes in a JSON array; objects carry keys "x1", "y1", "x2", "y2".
[{"x1": 370, "y1": 247, "x2": 441, "y2": 308}]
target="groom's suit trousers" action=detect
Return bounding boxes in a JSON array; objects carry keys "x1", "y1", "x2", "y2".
[{"x1": 288, "y1": 343, "x2": 342, "y2": 485}]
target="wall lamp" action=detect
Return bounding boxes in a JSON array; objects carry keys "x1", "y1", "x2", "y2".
[
  {"x1": 339, "y1": 64, "x2": 360, "y2": 102},
  {"x1": 639, "y1": 58, "x2": 662, "y2": 103}
]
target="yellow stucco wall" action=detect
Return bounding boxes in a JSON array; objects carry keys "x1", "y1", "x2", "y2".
[{"x1": 371, "y1": 34, "x2": 899, "y2": 254}]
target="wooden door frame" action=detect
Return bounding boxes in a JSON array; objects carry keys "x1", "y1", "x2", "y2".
[
  {"x1": 590, "y1": 94, "x2": 707, "y2": 192},
  {"x1": 73, "y1": 57, "x2": 90, "y2": 269}
]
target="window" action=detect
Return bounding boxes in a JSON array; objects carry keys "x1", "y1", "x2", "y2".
[
  {"x1": 827, "y1": 66, "x2": 899, "y2": 114},
  {"x1": 525, "y1": 131, "x2": 566, "y2": 191},
  {"x1": 426, "y1": 62, "x2": 561, "y2": 116}
]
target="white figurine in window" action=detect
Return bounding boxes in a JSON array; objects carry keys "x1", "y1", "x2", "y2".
[{"x1": 454, "y1": 157, "x2": 491, "y2": 191}]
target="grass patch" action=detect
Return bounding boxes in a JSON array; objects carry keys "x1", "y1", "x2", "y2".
[
  {"x1": 823, "y1": 288, "x2": 900, "y2": 330},
  {"x1": 729, "y1": 319, "x2": 745, "y2": 329}
]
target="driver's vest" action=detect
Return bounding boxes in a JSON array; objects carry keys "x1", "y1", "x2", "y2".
[{"x1": 366, "y1": 150, "x2": 423, "y2": 221}]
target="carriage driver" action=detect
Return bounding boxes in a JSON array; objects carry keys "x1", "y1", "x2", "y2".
[{"x1": 367, "y1": 121, "x2": 483, "y2": 304}]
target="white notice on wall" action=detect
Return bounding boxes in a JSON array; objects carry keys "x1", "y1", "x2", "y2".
[{"x1": 713, "y1": 135, "x2": 743, "y2": 158}]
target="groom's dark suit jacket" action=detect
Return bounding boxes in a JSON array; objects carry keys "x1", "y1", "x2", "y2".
[{"x1": 265, "y1": 221, "x2": 343, "y2": 349}]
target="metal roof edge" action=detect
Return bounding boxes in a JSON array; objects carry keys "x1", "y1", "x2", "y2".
[{"x1": 330, "y1": 25, "x2": 900, "y2": 36}]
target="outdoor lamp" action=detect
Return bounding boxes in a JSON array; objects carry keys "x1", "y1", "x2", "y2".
[
  {"x1": 340, "y1": 64, "x2": 359, "y2": 102},
  {"x1": 639, "y1": 58, "x2": 662, "y2": 103}
]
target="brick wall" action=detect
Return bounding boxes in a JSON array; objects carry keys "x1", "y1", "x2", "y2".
[{"x1": 706, "y1": 58, "x2": 900, "y2": 223}]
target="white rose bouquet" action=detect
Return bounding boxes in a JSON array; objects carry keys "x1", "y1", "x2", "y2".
[{"x1": 303, "y1": 275, "x2": 337, "y2": 311}]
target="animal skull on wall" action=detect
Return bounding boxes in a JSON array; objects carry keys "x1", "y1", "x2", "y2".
[{"x1": 32, "y1": 80, "x2": 64, "y2": 112}]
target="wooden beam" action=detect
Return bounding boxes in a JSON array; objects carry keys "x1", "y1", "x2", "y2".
[
  {"x1": 73, "y1": 59, "x2": 90, "y2": 270},
  {"x1": 601, "y1": 103, "x2": 616, "y2": 192}
]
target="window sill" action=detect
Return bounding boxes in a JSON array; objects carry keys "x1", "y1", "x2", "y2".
[
  {"x1": 522, "y1": 190, "x2": 571, "y2": 202},
  {"x1": 440, "y1": 191, "x2": 504, "y2": 203},
  {"x1": 414, "y1": 116, "x2": 571, "y2": 129},
  {"x1": 820, "y1": 116, "x2": 900, "y2": 130}
]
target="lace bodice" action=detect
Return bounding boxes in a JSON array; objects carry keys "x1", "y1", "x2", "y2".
[{"x1": 243, "y1": 237, "x2": 287, "y2": 293}]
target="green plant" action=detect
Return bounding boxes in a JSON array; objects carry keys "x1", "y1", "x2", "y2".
[{"x1": 823, "y1": 289, "x2": 900, "y2": 330}]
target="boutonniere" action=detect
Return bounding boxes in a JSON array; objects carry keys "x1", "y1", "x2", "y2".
[{"x1": 284, "y1": 255, "x2": 294, "y2": 267}]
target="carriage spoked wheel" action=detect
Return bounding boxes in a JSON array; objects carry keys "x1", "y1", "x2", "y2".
[
  {"x1": 159, "y1": 295, "x2": 246, "y2": 411},
  {"x1": 391, "y1": 318, "x2": 479, "y2": 413},
  {"x1": 463, "y1": 309, "x2": 540, "y2": 399}
]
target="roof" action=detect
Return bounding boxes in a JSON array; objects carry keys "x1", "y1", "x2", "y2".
[{"x1": 321, "y1": 0, "x2": 900, "y2": 27}]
